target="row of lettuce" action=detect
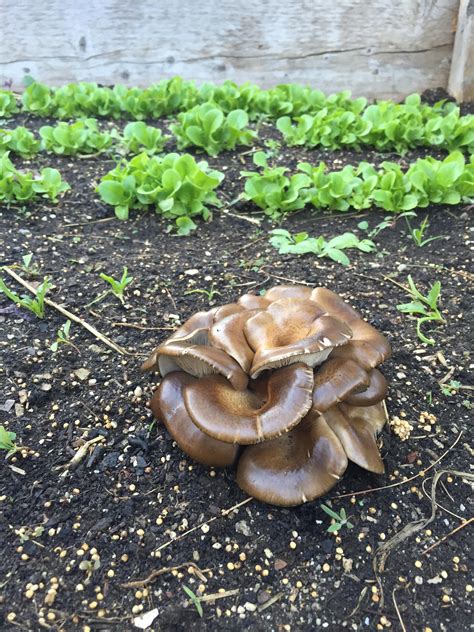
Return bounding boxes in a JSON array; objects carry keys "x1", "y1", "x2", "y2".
[
  {"x1": 1, "y1": 105, "x2": 473, "y2": 158},
  {"x1": 1, "y1": 150, "x2": 472, "y2": 233},
  {"x1": 0, "y1": 81, "x2": 473, "y2": 154}
]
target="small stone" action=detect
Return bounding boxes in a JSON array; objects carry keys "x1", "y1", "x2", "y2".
[{"x1": 74, "y1": 368, "x2": 91, "y2": 381}]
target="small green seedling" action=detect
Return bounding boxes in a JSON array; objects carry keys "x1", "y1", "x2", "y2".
[
  {"x1": 50, "y1": 320, "x2": 78, "y2": 352},
  {"x1": 321, "y1": 503, "x2": 354, "y2": 533},
  {"x1": 269, "y1": 229, "x2": 375, "y2": 266},
  {"x1": 99, "y1": 267, "x2": 133, "y2": 304},
  {"x1": 184, "y1": 284, "x2": 221, "y2": 303},
  {"x1": 183, "y1": 585, "x2": 203, "y2": 618},
  {"x1": 440, "y1": 379, "x2": 462, "y2": 396},
  {"x1": 406, "y1": 215, "x2": 445, "y2": 247},
  {"x1": 0, "y1": 426, "x2": 19, "y2": 458},
  {"x1": 0, "y1": 277, "x2": 51, "y2": 318},
  {"x1": 396, "y1": 275, "x2": 445, "y2": 345}
]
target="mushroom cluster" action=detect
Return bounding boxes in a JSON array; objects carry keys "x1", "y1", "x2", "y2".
[{"x1": 142, "y1": 285, "x2": 391, "y2": 506}]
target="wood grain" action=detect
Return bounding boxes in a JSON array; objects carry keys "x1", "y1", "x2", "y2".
[
  {"x1": 0, "y1": 0, "x2": 459, "y2": 100},
  {"x1": 448, "y1": 0, "x2": 474, "y2": 101}
]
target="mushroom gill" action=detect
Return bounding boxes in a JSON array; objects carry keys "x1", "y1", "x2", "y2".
[{"x1": 143, "y1": 284, "x2": 391, "y2": 507}]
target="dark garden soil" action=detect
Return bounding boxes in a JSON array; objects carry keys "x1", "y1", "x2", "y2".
[{"x1": 0, "y1": 111, "x2": 473, "y2": 632}]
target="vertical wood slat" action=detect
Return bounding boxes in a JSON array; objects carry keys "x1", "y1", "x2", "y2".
[{"x1": 448, "y1": 0, "x2": 474, "y2": 101}]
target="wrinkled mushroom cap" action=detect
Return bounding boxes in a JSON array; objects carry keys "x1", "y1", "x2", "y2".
[
  {"x1": 344, "y1": 368, "x2": 388, "y2": 406},
  {"x1": 209, "y1": 309, "x2": 260, "y2": 374},
  {"x1": 154, "y1": 372, "x2": 238, "y2": 467},
  {"x1": 184, "y1": 363, "x2": 314, "y2": 444},
  {"x1": 244, "y1": 298, "x2": 352, "y2": 377},
  {"x1": 236, "y1": 409, "x2": 348, "y2": 506},
  {"x1": 310, "y1": 288, "x2": 391, "y2": 369},
  {"x1": 153, "y1": 341, "x2": 248, "y2": 391},
  {"x1": 322, "y1": 402, "x2": 386, "y2": 473},
  {"x1": 312, "y1": 358, "x2": 370, "y2": 414}
]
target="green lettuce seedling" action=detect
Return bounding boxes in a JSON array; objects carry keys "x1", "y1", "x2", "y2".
[
  {"x1": 269, "y1": 228, "x2": 375, "y2": 266},
  {"x1": 0, "y1": 126, "x2": 40, "y2": 157},
  {"x1": 98, "y1": 152, "x2": 224, "y2": 231},
  {"x1": 0, "y1": 91, "x2": 19, "y2": 118},
  {"x1": 121, "y1": 122, "x2": 170, "y2": 156},
  {"x1": 39, "y1": 119, "x2": 114, "y2": 155},
  {"x1": 171, "y1": 103, "x2": 256, "y2": 156}
]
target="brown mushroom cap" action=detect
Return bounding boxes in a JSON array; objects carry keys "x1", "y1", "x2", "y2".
[
  {"x1": 209, "y1": 309, "x2": 260, "y2": 373},
  {"x1": 310, "y1": 288, "x2": 391, "y2": 369},
  {"x1": 153, "y1": 372, "x2": 239, "y2": 467},
  {"x1": 264, "y1": 284, "x2": 313, "y2": 302},
  {"x1": 154, "y1": 341, "x2": 248, "y2": 391},
  {"x1": 312, "y1": 358, "x2": 370, "y2": 414},
  {"x1": 344, "y1": 369, "x2": 388, "y2": 406},
  {"x1": 212, "y1": 303, "x2": 245, "y2": 321},
  {"x1": 322, "y1": 402, "x2": 386, "y2": 473},
  {"x1": 183, "y1": 363, "x2": 314, "y2": 445},
  {"x1": 236, "y1": 409, "x2": 348, "y2": 506},
  {"x1": 141, "y1": 310, "x2": 216, "y2": 372},
  {"x1": 244, "y1": 298, "x2": 352, "y2": 377},
  {"x1": 237, "y1": 294, "x2": 271, "y2": 310}
]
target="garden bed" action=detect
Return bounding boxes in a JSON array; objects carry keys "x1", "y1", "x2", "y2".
[{"x1": 0, "y1": 99, "x2": 473, "y2": 631}]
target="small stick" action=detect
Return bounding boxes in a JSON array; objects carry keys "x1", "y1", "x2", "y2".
[
  {"x1": 153, "y1": 497, "x2": 253, "y2": 555},
  {"x1": 63, "y1": 217, "x2": 116, "y2": 228},
  {"x1": 198, "y1": 589, "x2": 240, "y2": 603},
  {"x1": 333, "y1": 431, "x2": 463, "y2": 499},
  {"x1": 121, "y1": 562, "x2": 208, "y2": 588},
  {"x1": 112, "y1": 322, "x2": 175, "y2": 331},
  {"x1": 258, "y1": 592, "x2": 284, "y2": 612},
  {"x1": 60, "y1": 435, "x2": 105, "y2": 475},
  {"x1": 3, "y1": 268, "x2": 132, "y2": 356},
  {"x1": 421, "y1": 517, "x2": 473, "y2": 555},
  {"x1": 392, "y1": 588, "x2": 407, "y2": 632}
]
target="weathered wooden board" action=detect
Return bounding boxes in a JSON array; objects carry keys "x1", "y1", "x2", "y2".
[
  {"x1": 0, "y1": 0, "x2": 459, "y2": 100},
  {"x1": 448, "y1": 0, "x2": 474, "y2": 101}
]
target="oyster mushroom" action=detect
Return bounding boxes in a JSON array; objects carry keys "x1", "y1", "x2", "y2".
[
  {"x1": 322, "y1": 402, "x2": 386, "y2": 473},
  {"x1": 310, "y1": 287, "x2": 391, "y2": 369},
  {"x1": 153, "y1": 372, "x2": 238, "y2": 467},
  {"x1": 183, "y1": 363, "x2": 314, "y2": 444},
  {"x1": 344, "y1": 368, "x2": 387, "y2": 406},
  {"x1": 236, "y1": 409, "x2": 348, "y2": 506},
  {"x1": 144, "y1": 284, "x2": 391, "y2": 507},
  {"x1": 144, "y1": 341, "x2": 248, "y2": 391},
  {"x1": 244, "y1": 298, "x2": 352, "y2": 377},
  {"x1": 311, "y1": 358, "x2": 370, "y2": 414},
  {"x1": 208, "y1": 309, "x2": 260, "y2": 373}
]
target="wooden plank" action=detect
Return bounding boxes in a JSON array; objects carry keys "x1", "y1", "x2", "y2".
[
  {"x1": 448, "y1": 0, "x2": 474, "y2": 102},
  {"x1": 0, "y1": 0, "x2": 459, "y2": 100}
]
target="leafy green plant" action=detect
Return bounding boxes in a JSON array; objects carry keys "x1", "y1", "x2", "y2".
[
  {"x1": 440, "y1": 380, "x2": 462, "y2": 396},
  {"x1": 171, "y1": 103, "x2": 256, "y2": 156},
  {"x1": 405, "y1": 214, "x2": 444, "y2": 247},
  {"x1": 182, "y1": 585, "x2": 203, "y2": 618},
  {"x1": 242, "y1": 152, "x2": 473, "y2": 217},
  {"x1": 197, "y1": 80, "x2": 262, "y2": 118},
  {"x1": 277, "y1": 93, "x2": 474, "y2": 153},
  {"x1": 21, "y1": 81, "x2": 54, "y2": 115},
  {"x1": 0, "y1": 277, "x2": 52, "y2": 318},
  {"x1": 120, "y1": 122, "x2": 169, "y2": 156},
  {"x1": 269, "y1": 228, "x2": 375, "y2": 266},
  {"x1": 99, "y1": 267, "x2": 133, "y2": 304},
  {"x1": 0, "y1": 153, "x2": 70, "y2": 204},
  {"x1": 39, "y1": 119, "x2": 114, "y2": 155},
  {"x1": 0, "y1": 126, "x2": 40, "y2": 157},
  {"x1": 0, "y1": 91, "x2": 18, "y2": 118},
  {"x1": 0, "y1": 426, "x2": 18, "y2": 458},
  {"x1": 396, "y1": 275, "x2": 445, "y2": 345},
  {"x1": 98, "y1": 152, "x2": 224, "y2": 230},
  {"x1": 32, "y1": 167, "x2": 70, "y2": 202},
  {"x1": 184, "y1": 284, "x2": 221, "y2": 303},
  {"x1": 50, "y1": 320, "x2": 78, "y2": 352},
  {"x1": 321, "y1": 503, "x2": 354, "y2": 532},
  {"x1": 241, "y1": 151, "x2": 311, "y2": 218}
]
